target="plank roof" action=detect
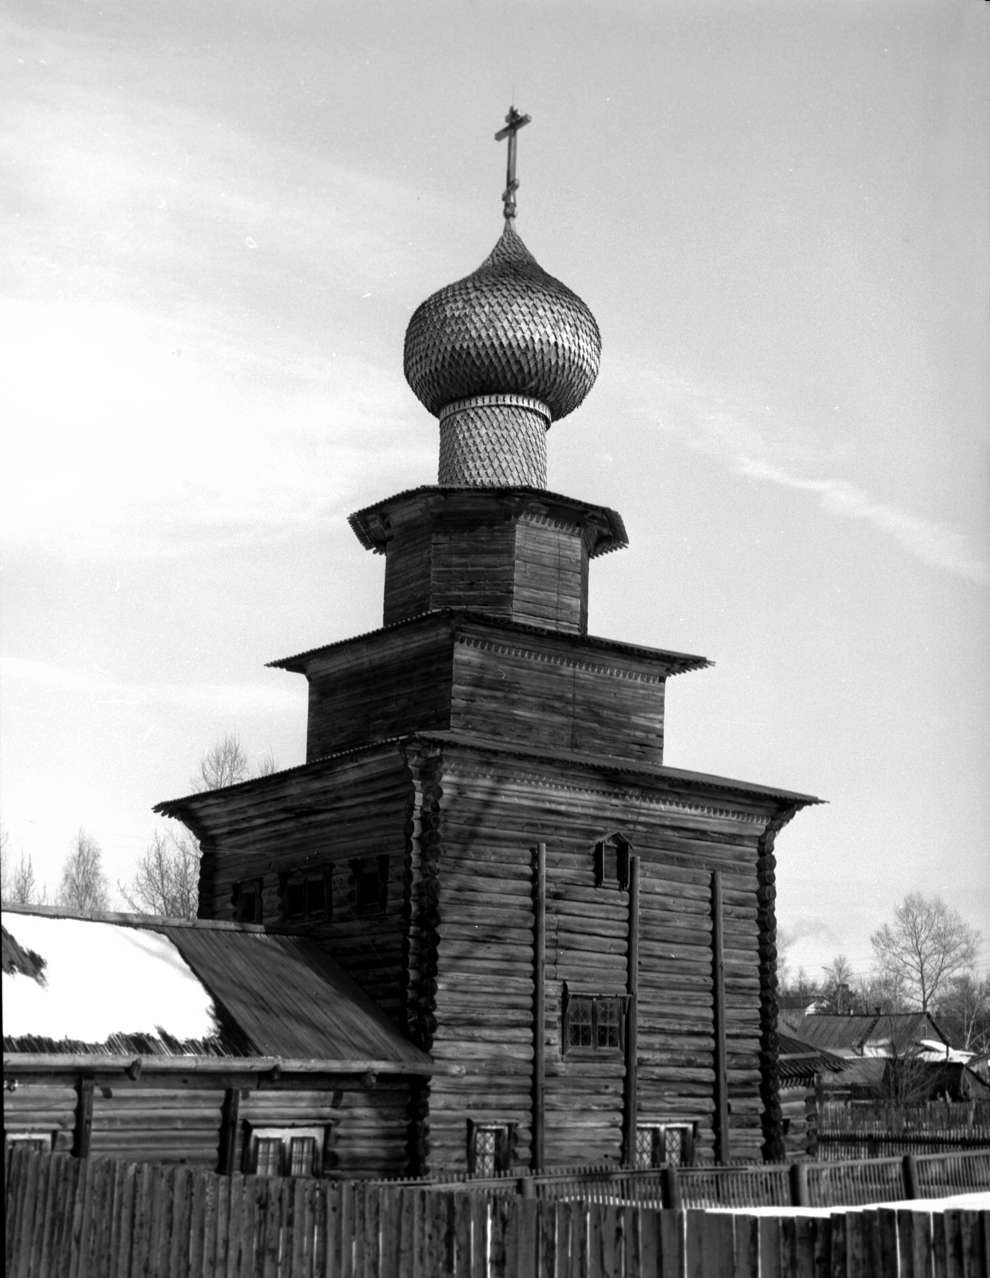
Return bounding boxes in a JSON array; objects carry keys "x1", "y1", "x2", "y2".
[
  {"x1": 779, "y1": 1011, "x2": 950, "y2": 1056},
  {"x1": 2, "y1": 908, "x2": 429, "y2": 1071}
]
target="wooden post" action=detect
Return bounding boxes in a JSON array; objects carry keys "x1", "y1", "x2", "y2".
[
  {"x1": 789, "y1": 1161, "x2": 809, "y2": 1206},
  {"x1": 72, "y1": 1076, "x2": 94, "y2": 1158},
  {"x1": 902, "y1": 1154, "x2": 920, "y2": 1200},
  {"x1": 711, "y1": 870, "x2": 730, "y2": 1165},
  {"x1": 218, "y1": 1088, "x2": 241, "y2": 1174},
  {"x1": 622, "y1": 855, "x2": 640, "y2": 1167},
  {"x1": 660, "y1": 1165, "x2": 682, "y2": 1210},
  {"x1": 532, "y1": 842, "x2": 546, "y2": 1173}
]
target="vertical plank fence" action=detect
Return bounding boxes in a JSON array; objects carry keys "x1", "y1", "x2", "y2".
[{"x1": 5, "y1": 1147, "x2": 989, "y2": 1277}]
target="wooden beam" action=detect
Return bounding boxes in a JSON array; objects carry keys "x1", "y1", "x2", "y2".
[
  {"x1": 711, "y1": 868, "x2": 730, "y2": 1164},
  {"x1": 217, "y1": 1088, "x2": 241, "y2": 1175},
  {"x1": 72, "y1": 1076, "x2": 94, "y2": 1158},
  {"x1": 622, "y1": 854, "x2": 640, "y2": 1166},
  {"x1": 532, "y1": 841, "x2": 546, "y2": 1173}
]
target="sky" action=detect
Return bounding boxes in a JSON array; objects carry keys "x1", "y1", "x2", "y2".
[{"x1": 2, "y1": 0, "x2": 988, "y2": 988}]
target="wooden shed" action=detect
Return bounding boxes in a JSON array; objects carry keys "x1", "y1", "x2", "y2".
[{"x1": 2, "y1": 906, "x2": 449, "y2": 1177}]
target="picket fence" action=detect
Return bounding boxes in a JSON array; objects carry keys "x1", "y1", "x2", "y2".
[{"x1": 5, "y1": 1148, "x2": 990, "y2": 1278}]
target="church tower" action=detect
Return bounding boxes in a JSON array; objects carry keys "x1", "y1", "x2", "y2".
[{"x1": 158, "y1": 109, "x2": 819, "y2": 1176}]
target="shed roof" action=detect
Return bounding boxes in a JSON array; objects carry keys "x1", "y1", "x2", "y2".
[
  {"x1": 777, "y1": 1032, "x2": 845, "y2": 1083},
  {"x1": 2, "y1": 908, "x2": 430, "y2": 1073}
]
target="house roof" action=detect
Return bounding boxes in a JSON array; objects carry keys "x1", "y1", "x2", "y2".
[
  {"x1": 778, "y1": 1011, "x2": 950, "y2": 1056},
  {"x1": 777, "y1": 1032, "x2": 845, "y2": 1083},
  {"x1": 2, "y1": 908, "x2": 433, "y2": 1074}
]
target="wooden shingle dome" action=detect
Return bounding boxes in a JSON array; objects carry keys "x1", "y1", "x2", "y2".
[{"x1": 404, "y1": 224, "x2": 602, "y2": 487}]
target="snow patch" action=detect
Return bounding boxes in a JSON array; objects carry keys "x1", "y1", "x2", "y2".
[{"x1": 2, "y1": 914, "x2": 216, "y2": 1045}]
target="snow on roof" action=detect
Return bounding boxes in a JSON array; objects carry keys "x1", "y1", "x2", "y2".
[{"x1": 2, "y1": 913, "x2": 217, "y2": 1047}]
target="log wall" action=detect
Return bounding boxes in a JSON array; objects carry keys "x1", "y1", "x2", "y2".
[
  {"x1": 417, "y1": 746, "x2": 777, "y2": 1174},
  {"x1": 198, "y1": 749, "x2": 414, "y2": 1019}
]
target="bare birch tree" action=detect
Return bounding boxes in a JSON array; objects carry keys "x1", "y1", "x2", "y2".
[
  {"x1": 57, "y1": 829, "x2": 110, "y2": 915},
  {"x1": 120, "y1": 830, "x2": 199, "y2": 919},
  {"x1": 871, "y1": 893, "x2": 979, "y2": 1012}
]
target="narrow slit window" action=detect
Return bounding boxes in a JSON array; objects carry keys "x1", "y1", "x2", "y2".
[{"x1": 594, "y1": 835, "x2": 630, "y2": 889}]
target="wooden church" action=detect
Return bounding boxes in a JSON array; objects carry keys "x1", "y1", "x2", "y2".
[{"x1": 152, "y1": 110, "x2": 820, "y2": 1177}]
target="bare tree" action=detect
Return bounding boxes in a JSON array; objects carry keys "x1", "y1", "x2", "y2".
[
  {"x1": 193, "y1": 733, "x2": 250, "y2": 791},
  {"x1": 871, "y1": 893, "x2": 979, "y2": 1012},
  {"x1": 120, "y1": 830, "x2": 199, "y2": 919},
  {"x1": 57, "y1": 829, "x2": 110, "y2": 915},
  {"x1": 255, "y1": 748, "x2": 278, "y2": 778},
  {"x1": 192, "y1": 734, "x2": 278, "y2": 791},
  {"x1": 820, "y1": 955, "x2": 855, "y2": 1014},
  {"x1": 935, "y1": 972, "x2": 990, "y2": 1054}
]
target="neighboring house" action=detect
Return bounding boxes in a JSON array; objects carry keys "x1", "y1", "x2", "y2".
[
  {"x1": 778, "y1": 1011, "x2": 955, "y2": 1061},
  {"x1": 2, "y1": 906, "x2": 448, "y2": 1177}
]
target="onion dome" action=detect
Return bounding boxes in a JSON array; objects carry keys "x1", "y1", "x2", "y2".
[{"x1": 404, "y1": 223, "x2": 601, "y2": 422}]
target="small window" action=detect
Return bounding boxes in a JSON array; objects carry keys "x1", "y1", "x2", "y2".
[
  {"x1": 563, "y1": 990, "x2": 627, "y2": 1055},
  {"x1": 281, "y1": 867, "x2": 330, "y2": 923},
  {"x1": 232, "y1": 878, "x2": 264, "y2": 923},
  {"x1": 467, "y1": 1120, "x2": 515, "y2": 1176},
  {"x1": 594, "y1": 834, "x2": 630, "y2": 889},
  {"x1": 350, "y1": 855, "x2": 389, "y2": 914},
  {"x1": 635, "y1": 1122, "x2": 695, "y2": 1169},
  {"x1": 245, "y1": 1127, "x2": 325, "y2": 1177},
  {"x1": 5, "y1": 1132, "x2": 54, "y2": 1154}
]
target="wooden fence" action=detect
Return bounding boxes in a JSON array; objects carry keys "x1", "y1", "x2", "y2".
[
  {"x1": 5, "y1": 1148, "x2": 990, "y2": 1278},
  {"x1": 372, "y1": 1148, "x2": 990, "y2": 1209}
]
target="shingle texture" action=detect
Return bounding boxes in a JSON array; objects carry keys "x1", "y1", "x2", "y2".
[{"x1": 404, "y1": 224, "x2": 601, "y2": 421}]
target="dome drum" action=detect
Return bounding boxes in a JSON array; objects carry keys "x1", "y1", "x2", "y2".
[{"x1": 438, "y1": 395, "x2": 549, "y2": 487}]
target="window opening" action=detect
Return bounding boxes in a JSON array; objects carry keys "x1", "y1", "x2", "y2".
[
  {"x1": 635, "y1": 1122, "x2": 695, "y2": 1169},
  {"x1": 594, "y1": 834, "x2": 630, "y2": 889},
  {"x1": 5, "y1": 1132, "x2": 53, "y2": 1154},
  {"x1": 467, "y1": 1121, "x2": 514, "y2": 1176},
  {"x1": 563, "y1": 991, "x2": 626, "y2": 1055},
  {"x1": 232, "y1": 878, "x2": 263, "y2": 924},
  {"x1": 246, "y1": 1127, "x2": 326, "y2": 1178},
  {"x1": 281, "y1": 868, "x2": 330, "y2": 924},
  {"x1": 351, "y1": 855, "x2": 389, "y2": 914}
]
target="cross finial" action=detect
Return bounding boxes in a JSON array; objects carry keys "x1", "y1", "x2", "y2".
[{"x1": 494, "y1": 105, "x2": 531, "y2": 222}]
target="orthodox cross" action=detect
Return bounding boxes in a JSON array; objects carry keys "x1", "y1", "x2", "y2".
[{"x1": 494, "y1": 105, "x2": 531, "y2": 222}]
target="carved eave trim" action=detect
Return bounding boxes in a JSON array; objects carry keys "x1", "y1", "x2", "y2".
[
  {"x1": 347, "y1": 485, "x2": 628, "y2": 559},
  {"x1": 456, "y1": 634, "x2": 667, "y2": 684}
]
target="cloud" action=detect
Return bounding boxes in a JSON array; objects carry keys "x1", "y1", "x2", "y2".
[
  {"x1": 621, "y1": 359, "x2": 988, "y2": 587},
  {"x1": 0, "y1": 655, "x2": 299, "y2": 714},
  {"x1": 735, "y1": 459, "x2": 989, "y2": 586}
]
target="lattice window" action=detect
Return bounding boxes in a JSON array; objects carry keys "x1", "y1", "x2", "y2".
[
  {"x1": 563, "y1": 991, "x2": 626, "y2": 1055},
  {"x1": 467, "y1": 1121, "x2": 515, "y2": 1176},
  {"x1": 635, "y1": 1123, "x2": 695, "y2": 1169},
  {"x1": 594, "y1": 834, "x2": 630, "y2": 889}
]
